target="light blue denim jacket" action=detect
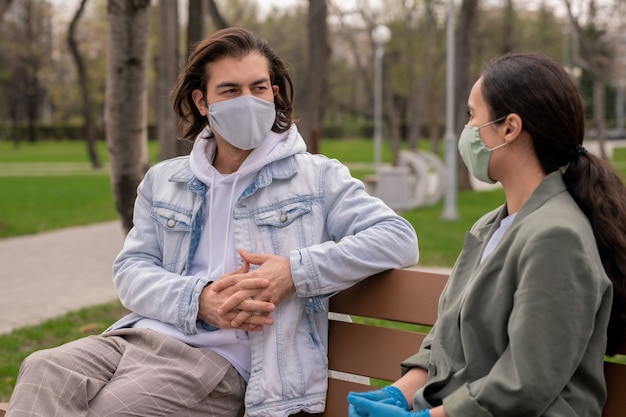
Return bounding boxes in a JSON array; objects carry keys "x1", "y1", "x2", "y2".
[{"x1": 108, "y1": 129, "x2": 418, "y2": 416}]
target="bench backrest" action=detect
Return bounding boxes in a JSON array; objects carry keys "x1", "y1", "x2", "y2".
[{"x1": 324, "y1": 268, "x2": 626, "y2": 417}]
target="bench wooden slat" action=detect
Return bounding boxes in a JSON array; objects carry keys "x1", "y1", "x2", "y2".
[
  {"x1": 329, "y1": 269, "x2": 447, "y2": 326},
  {"x1": 328, "y1": 320, "x2": 427, "y2": 382},
  {"x1": 324, "y1": 269, "x2": 447, "y2": 416}
]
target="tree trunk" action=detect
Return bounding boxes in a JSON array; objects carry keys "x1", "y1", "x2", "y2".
[
  {"x1": 106, "y1": 0, "x2": 151, "y2": 233},
  {"x1": 68, "y1": 0, "x2": 102, "y2": 169},
  {"x1": 24, "y1": 0, "x2": 38, "y2": 143},
  {"x1": 176, "y1": 0, "x2": 206, "y2": 156},
  {"x1": 0, "y1": 0, "x2": 13, "y2": 23},
  {"x1": 157, "y1": 0, "x2": 179, "y2": 161},
  {"x1": 383, "y1": 54, "x2": 401, "y2": 162},
  {"x1": 187, "y1": 0, "x2": 204, "y2": 55},
  {"x1": 454, "y1": 0, "x2": 479, "y2": 190},
  {"x1": 207, "y1": 0, "x2": 228, "y2": 30},
  {"x1": 406, "y1": 0, "x2": 435, "y2": 152},
  {"x1": 297, "y1": 0, "x2": 329, "y2": 154},
  {"x1": 563, "y1": 0, "x2": 611, "y2": 159},
  {"x1": 500, "y1": 0, "x2": 515, "y2": 54}
]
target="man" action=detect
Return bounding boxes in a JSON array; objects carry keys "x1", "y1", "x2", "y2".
[{"x1": 6, "y1": 27, "x2": 418, "y2": 417}]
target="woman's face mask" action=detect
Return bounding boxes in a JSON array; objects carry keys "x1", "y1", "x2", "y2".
[
  {"x1": 208, "y1": 95, "x2": 276, "y2": 150},
  {"x1": 458, "y1": 117, "x2": 507, "y2": 184}
]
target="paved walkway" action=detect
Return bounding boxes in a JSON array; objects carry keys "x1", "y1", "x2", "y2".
[{"x1": 0, "y1": 221, "x2": 125, "y2": 334}]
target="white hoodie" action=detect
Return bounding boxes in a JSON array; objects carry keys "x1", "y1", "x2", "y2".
[{"x1": 133, "y1": 126, "x2": 306, "y2": 381}]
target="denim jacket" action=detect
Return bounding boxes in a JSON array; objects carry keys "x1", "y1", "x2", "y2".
[{"x1": 108, "y1": 132, "x2": 418, "y2": 416}]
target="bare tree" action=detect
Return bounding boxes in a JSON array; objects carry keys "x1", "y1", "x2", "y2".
[
  {"x1": 0, "y1": 0, "x2": 13, "y2": 22},
  {"x1": 156, "y1": 0, "x2": 179, "y2": 161},
  {"x1": 68, "y1": 0, "x2": 101, "y2": 168},
  {"x1": 454, "y1": 0, "x2": 479, "y2": 190},
  {"x1": 106, "y1": 0, "x2": 151, "y2": 233},
  {"x1": 13, "y1": 0, "x2": 52, "y2": 143},
  {"x1": 297, "y1": 0, "x2": 329, "y2": 154},
  {"x1": 207, "y1": 0, "x2": 228, "y2": 30},
  {"x1": 563, "y1": 0, "x2": 615, "y2": 159},
  {"x1": 405, "y1": 0, "x2": 437, "y2": 152},
  {"x1": 176, "y1": 0, "x2": 209, "y2": 156},
  {"x1": 500, "y1": 0, "x2": 515, "y2": 54},
  {"x1": 187, "y1": 0, "x2": 205, "y2": 56}
]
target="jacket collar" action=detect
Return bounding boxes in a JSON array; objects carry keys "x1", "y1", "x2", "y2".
[
  {"x1": 474, "y1": 171, "x2": 567, "y2": 242},
  {"x1": 167, "y1": 155, "x2": 298, "y2": 192}
]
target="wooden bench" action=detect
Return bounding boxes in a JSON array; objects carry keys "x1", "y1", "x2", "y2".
[
  {"x1": 2, "y1": 268, "x2": 625, "y2": 416},
  {"x1": 322, "y1": 268, "x2": 626, "y2": 417}
]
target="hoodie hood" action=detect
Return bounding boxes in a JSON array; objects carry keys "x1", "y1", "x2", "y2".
[{"x1": 189, "y1": 123, "x2": 305, "y2": 186}]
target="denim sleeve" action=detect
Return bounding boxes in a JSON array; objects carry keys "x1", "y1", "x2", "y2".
[{"x1": 290, "y1": 158, "x2": 418, "y2": 311}]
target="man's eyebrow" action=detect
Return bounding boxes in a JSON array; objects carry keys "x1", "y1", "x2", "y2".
[
  {"x1": 215, "y1": 81, "x2": 241, "y2": 89},
  {"x1": 215, "y1": 78, "x2": 270, "y2": 89},
  {"x1": 250, "y1": 77, "x2": 271, "y2": 86}
]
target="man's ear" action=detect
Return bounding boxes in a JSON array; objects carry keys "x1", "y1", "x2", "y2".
[
  {"x1": 272, "y1": 85, "x2": 279, "y2": 96},
  {"x1": 503, "y1": 113, "x2": 523, "y2": 144},
  {"x1": 192, "y1": 89, "x2": 208, "y2": 116}
]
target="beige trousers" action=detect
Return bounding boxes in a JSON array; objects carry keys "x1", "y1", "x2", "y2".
[{"x1": 6, "y1": 328, "x2": 246, "y2": 417}]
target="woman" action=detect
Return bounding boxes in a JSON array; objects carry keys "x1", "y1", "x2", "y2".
[{"x1": 348, "y1": 52, "x2": 626, "y2": 417}]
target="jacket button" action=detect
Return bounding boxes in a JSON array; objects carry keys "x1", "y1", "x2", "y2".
[
  {"x1": 308, "y1": 298, "x2": 314, "y2": 303},
  {"x1": 167, "y1": 219, "x2": 176, "y2": 228},
  {"x1": 280, "y1": 213, "x2": 288, "y2": 223}
]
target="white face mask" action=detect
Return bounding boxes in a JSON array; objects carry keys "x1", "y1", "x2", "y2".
[
  {"x1": 457, "y1": 117, "x2": 507, "y2": 184},
  {"x1": 208, "y1": 95, "x2": 276, "y2": 150}
]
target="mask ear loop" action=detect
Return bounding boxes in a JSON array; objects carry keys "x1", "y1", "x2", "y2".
[
  {"x1": 488, "y1": 141, "x2": 508, "y2": 152},
  {"x1": 204, "y1": 99, "x2": 214, "y2": 138},
  {"x1": 481, "y1": 115, "x2": 508, "y2": 151}
]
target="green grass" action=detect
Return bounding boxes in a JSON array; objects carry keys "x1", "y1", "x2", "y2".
[
  {"x1": 0, "y1": 140, "x2": 159, "y2": 238},
  {"x1": 0, "y1": 176, "x2": 118, "y2": 237}
]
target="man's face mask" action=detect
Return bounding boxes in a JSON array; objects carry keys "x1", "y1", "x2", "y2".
[
  {"x1": 458, "y1": 117, "x2": 507, "y2": 184},
  {"x1": 208, "y1": 95, "x2": 276, "y2": 150}
]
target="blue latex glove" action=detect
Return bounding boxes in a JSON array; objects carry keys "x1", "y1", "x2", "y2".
[
  {"x1": 348, "y1": 386, "x2": 409, "y2": 409},
  {"x1": 348, "y1": 392, "x2": 431, "y2": 417}
]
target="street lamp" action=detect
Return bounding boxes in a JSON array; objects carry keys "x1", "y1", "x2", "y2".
[
  {"x1": 441, "y1": 0, "x2": 459, "y2": 220},
  {"x1": 372, "y1": 24, "x2": 391, "y2": 171}
]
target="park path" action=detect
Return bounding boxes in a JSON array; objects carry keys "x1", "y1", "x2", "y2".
[{"x1": 0, "y1": 221, "x2": 124, "y2": 334}]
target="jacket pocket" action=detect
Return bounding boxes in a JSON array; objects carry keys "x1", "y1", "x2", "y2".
[
  {"x1": 151, "y1": 205, "x2": 192, "y2": 271},
  {"x1": 251, "y1": 201, "x2": 313, "y2": 255},
  {"x1": 152, "y1": 205, "x2": 193, "y2": 231},
  {"x1": 253, "y1": 201, "x2": 311, "y2": 227}
]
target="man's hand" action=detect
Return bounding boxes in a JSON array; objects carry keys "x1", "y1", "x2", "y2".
[
  {"x1": 198, "y1": 260, "x2": 275, "y2": 331},
  {"x1": 210, "y1": 248, "x2": 296, "y2": 327}
]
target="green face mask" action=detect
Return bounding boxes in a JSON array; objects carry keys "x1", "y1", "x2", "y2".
[{"x1": 458, "y1": 117, "x2": 507, "y2": 184}]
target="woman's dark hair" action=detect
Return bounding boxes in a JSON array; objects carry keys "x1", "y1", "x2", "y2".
[
  {"x1": 482, "y1": 52, "x2": 626, "y2": 355},
  {"x1": 172, "y1": 27, "x2": 294, "y2": 141}
]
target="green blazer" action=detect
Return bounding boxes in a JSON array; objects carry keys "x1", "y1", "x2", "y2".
[{"x1": 403, "y1": 171, "x2": 612, "y2": 417}]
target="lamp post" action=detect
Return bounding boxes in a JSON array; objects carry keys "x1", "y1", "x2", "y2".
[
  {"x1": 441, "y1": 0, "x2": 458, "y2": 220},
  {"x1": 372, "y1": 24, "x2": 391, "y2": 171}
]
